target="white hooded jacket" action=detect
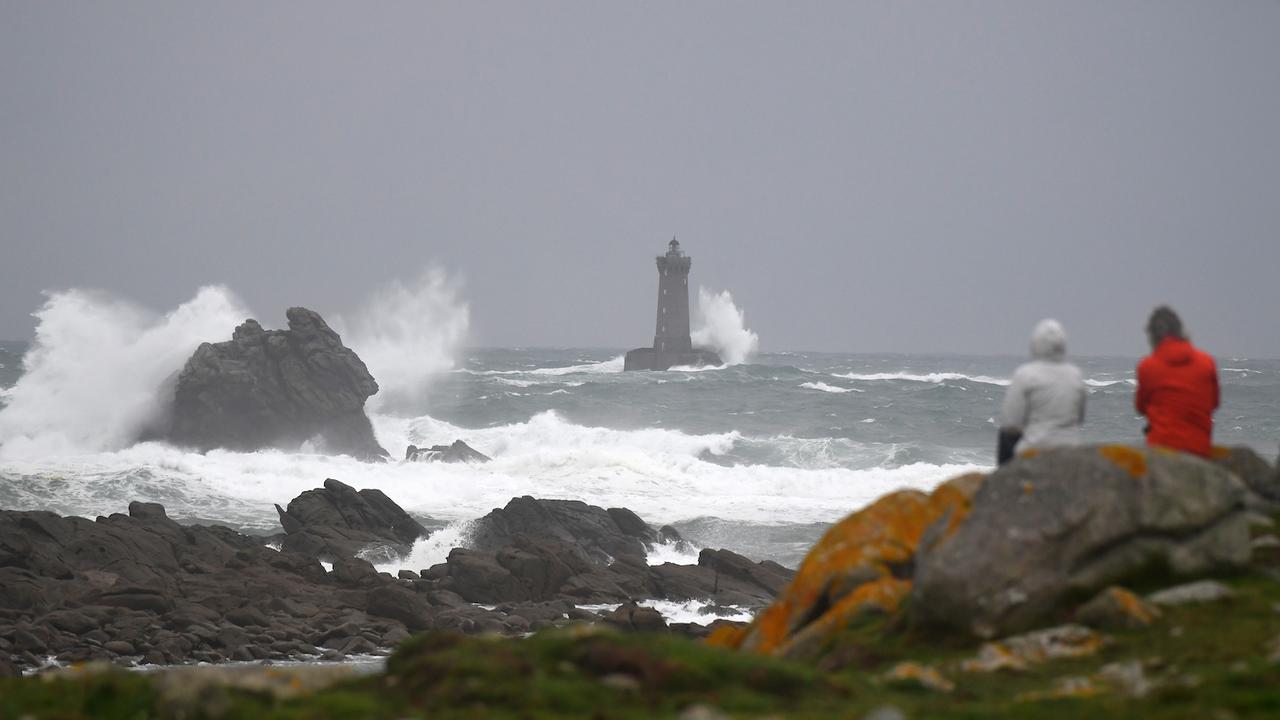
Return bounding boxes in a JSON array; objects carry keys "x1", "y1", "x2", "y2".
[{"x1": 1000, "y1": 319, "x2": 1086, "y2": 453}]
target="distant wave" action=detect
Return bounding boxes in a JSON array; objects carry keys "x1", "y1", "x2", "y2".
[
  {"x1": 459, "y1": 356, "x2": 624, "y2": 377},
  {"x1": 799, "y1": 381, "x2": 863, "y2": 394},
  {"x1": 834, "y1": 371, "x2": 1140, "y2": 389},
  {"x1": 1084, "y1": 378, "x2": 1136, "y2": 387},
  {"x1": 833, "y1": 371, "x2": 1010, "y2": 386}
]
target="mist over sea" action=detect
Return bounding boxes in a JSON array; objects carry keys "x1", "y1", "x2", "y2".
[{"x1": 3, "y1": 332, "x2": 1277, "y2": 569}]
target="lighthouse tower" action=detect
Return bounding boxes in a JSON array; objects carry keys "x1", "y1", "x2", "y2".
[
  {"x1": 624, "y1": 238, "x2": 722, "y2": 371},
  {"x1": 653, "y1": 238, "x2": 693, "y2": 355}
]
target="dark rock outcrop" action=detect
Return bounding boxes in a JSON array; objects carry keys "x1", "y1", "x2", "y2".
[
  {"x1": 0, "y1": 486, "x2": 786, "y2": 671},
  {"x1": 275, "y1": 478, "x2": 427, "y2": 560},
  {"x1": 161, "y1": 307, "x2": 387, "y2": 460},
  {"x1": 430, "y1": 497, "x2": 794, "y2": 609},
  {"x1": 405, "y1": 440, "x2": 491, "y2": 464},
  {"x1": 0, "y1": 502, "x2": 419, "y2": 670},
  {"x1": 468, "y1": 496, "x2": 657, "y2": 565},
  {"x1": 623, "y1": 347, "x2": 722, "y2": 372},
  {"x1": 911, "y1": 446, "x2": 1250, "y2": 638}
]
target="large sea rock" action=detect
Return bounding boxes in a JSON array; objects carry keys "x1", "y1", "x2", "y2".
[
  {"x1": 910, "y1": 445, "x2": 1251, "y2": 638},
  {"x1": 161, "y1": 307, "x2": 387, "y2": 460}
]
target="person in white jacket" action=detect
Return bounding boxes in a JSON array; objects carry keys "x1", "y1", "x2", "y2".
[{"x1": 997, "y1": 319, "x2": 1086, "y2": 464}]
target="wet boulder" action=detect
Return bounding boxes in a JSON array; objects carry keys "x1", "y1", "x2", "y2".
[
  {"x1": 1210, "y1": 445, "x2": 1280, "y2": 510},
  {"x1": 276, "y1": 478, "x2": 428, "y2": 560},
  {"x1": 468, "y1": 496, "x2": 657, "y2": 565},
  {"x1": 911, "y1": 446, "x2": 1250, "y2": 638},
  {"x1": 161, "y1": 307, "x2": 387, "y2": 460}
]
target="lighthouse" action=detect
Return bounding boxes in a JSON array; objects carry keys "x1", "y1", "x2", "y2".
[{"x1": 624, "y1": 238, "x2": 722, "y2": 371}]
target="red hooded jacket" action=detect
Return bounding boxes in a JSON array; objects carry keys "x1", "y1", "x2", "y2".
[{"x1": 1135, "y1": 337, "x2": 1219, "y2": 457}]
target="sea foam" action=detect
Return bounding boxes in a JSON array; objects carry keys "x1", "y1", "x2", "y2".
[{"x1": 0, "y1": 409, "x2": 983, "y2": 533}]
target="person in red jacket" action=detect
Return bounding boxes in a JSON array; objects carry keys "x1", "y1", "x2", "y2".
[{"x1": 1135, "y1": 306, "x2": 1219, "y2": 457}]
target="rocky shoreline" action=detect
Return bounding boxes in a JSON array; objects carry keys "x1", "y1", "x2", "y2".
[
  {"x1": 0, "y1": 480, "x2": 790, "y2": 675},
  {"x1": 2, "y1": 445, "x2": 1279, "y2": 718}
]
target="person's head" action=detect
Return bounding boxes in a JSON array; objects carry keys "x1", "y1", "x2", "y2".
[
  {"x1": 1146, "y1": 306, "x2": 1184, "y2": 348},
  {"x1": 1030, "y1": 319, "x2": 1067, "y2": 361}
]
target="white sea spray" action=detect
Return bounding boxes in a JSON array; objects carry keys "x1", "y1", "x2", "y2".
[
  {"x1": 335, "y1": 268, "x2": 470, "y2": 415},
  {"x1": 691, "y1": 288, "x2": 758, "y2": 366},
  {"x1": 0, "y1": 286, "x2": 249, "y2": 459}
]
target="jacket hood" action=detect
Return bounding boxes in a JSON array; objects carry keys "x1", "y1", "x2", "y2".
[
  {"x1": 1154, "y1": 336, "x2": 1194, "y2": 366},
  {"x1": 1029, "y1": 319, "x2": 1067, "y2": 361}
]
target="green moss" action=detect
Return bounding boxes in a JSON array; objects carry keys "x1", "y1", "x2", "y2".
[{"x1": 6, "y1": 537, "x2": 1280, "y2": 720}]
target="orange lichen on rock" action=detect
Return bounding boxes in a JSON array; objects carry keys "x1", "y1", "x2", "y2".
[
  {"x1": 1075, "y1": 586, "x2": 1162, "y2": 631},
  {"x1": 1210, "y1": 445, "x2": 1231, "y2": 460},
  {"x1": 1098, "y1": 445, "x2": 1148, "y2": 478},
  {"x1": 1110, "y1": 587, "x2": 1160, "y2": 625},
  {"x1": 733, "y1": 473, "x2": 983, "y2": 657},
  {"x1": 704, "y1": 623, "x2": 748, "y2": 649},
  {"x1": 881, "y1": 661, "x2": 955, "y2": 693},
  {"x1": 772, "y1": 577, "x2": 912, "y2": 660}
]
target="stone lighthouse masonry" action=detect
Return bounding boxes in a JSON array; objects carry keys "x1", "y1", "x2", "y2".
[{"x1": 624, "y1": 238, "x2": 723, "y2": 371}]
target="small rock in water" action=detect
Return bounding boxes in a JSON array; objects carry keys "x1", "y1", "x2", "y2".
[
  {"x1": 1146, "y1": 580, "x2": 1236, "y2": 606},
  {"x1": 602, "y1": 602, "x2": 668, "y2": 633},
  {"x1": 405, "y1": 440, "x2": 491, "y2": 463}
]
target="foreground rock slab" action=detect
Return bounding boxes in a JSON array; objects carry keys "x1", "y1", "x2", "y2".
[
  {"x1": 711, "y1": 472, "x2": 983, "y2": 660},
  {"x1": 911, "y1": 446, "x2": 1251, "y2": 638}
]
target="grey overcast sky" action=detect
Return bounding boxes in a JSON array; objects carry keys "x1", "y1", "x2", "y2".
[{"x1": 2, "y1": 2, "x2": 1278, "y2": 357}]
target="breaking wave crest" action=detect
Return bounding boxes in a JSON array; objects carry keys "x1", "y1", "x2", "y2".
[
  {"x1": 799, "y1": 381, "x2": 863, "y2": 394},
  {"x1": 0, "y1": 286, "x2": 250, "y2": 460}
]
